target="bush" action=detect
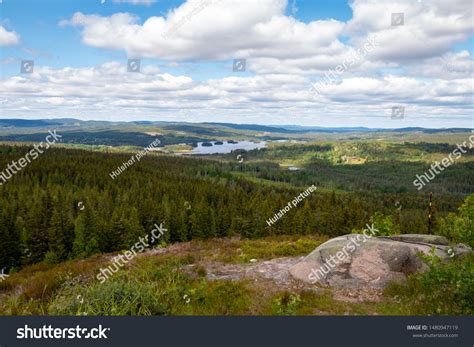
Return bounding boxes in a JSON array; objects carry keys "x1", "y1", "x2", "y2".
[
  {"x1": 271, "y1": 292, "x2": 302, "y2": 315},
  {"x1": 49, "y1": 278, "x2": 168, "y2": 315},
  {"x1": 438, "y1": 194, "x2": 473, "y2": 248},
  {"x1": 387, "y1": 250, "x2": 474, "y2": 315},
  {"x1": 352, "y1": 212, "x2": 399, "y2": 236},
  {"x1": 370, "y1": 212, "x2": 399, "y2": 236}
]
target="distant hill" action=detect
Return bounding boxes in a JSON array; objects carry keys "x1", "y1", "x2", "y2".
[
  {"x1": 204, "y1": 122, "x2": 297, "y2": 133},
  {"x1": 0, "y1": 119, "x2": 65, "y2": 128},
  {"x1": 0, "y1": 118, "x2": 470, "y2": 134},
  {"x1": 206, "y1": 122, "x2": 471, "y2": 134}
]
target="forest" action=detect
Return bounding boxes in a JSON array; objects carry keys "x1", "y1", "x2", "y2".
[{"x1": 0, "y1": 138, "x2": 472, "y2": 273}]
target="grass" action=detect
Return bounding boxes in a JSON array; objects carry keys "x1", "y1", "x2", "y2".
[
  {"x1": 220, "y1": 236, "x2": 327, "y2": 263},
  {"x1": 267, "y1": 290, "x2": 401, "y2": 316},
  {"x1": 192, "y1": 234, "x2": 328, "y2": 263},
  {"x1": 1, "y1": 236, "x2": 470, "y2": 316},
  {"x1": 0, "y1": 255, "x2": 106, "y2": 315},
  {"x1": 49, "y1": 256, "x2": 255, "y2": 315}
]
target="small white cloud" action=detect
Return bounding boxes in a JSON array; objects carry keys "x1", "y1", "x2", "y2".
[
  {"x1": 0, "y1": 57, "x2": 17, "y2": 65},
  {"x1": 0, "y1": 25, "x2": 20, "y2": 46}
]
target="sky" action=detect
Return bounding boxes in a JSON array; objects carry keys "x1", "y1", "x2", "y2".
[{"x1": 0, "y1": 0, "x2": 472, "y2": 128}]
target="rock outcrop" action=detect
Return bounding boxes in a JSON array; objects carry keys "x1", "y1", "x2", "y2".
[{"x1": 289, "y1": 234, "x2": 472, "y2": 288}]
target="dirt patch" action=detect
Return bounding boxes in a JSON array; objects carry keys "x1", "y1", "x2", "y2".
[
  {"x1": 204, "y1": 257, "x2": 302, "y2": 283},
  {"x1": 331, "y1": 287, "x2": 384, "y2": 303}
]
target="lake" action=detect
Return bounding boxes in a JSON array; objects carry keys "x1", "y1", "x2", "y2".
[{"x1": 186, "y1": 140, "x2": 267, "y2": 155}]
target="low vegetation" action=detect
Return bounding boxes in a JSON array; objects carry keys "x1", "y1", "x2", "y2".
[{"x1": 386, "y1": 253, "x2": 473, "y2": 315}]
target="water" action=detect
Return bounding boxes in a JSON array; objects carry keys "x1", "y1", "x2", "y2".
[{"x1": 186, "y1": 140, "x2": 267, "y2": 155}]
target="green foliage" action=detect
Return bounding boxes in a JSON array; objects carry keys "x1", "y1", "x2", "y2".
[
  {"x1": 369, "y1": 212, "x2": 399, "y2": 236},
  {"x1": 271, "y1": 292, "x2": 302, "y2": 315},
  {"x1": 43, "y1": 251, "x2": 60, "y2": 265},
  {"x1": 352, "y1": 212, "x2": 399, "y2": 236},
  {"x1": 49, "y1": 257, "x2": 252, "y2": 315},
  {"x1": 387, "y1": 252, "x2": 474, "y2": 315},
  {"x1": 438, "y1": 194, "x2": 473, "y2": 248},
  {"x1": 229, "y1": 238, "x2": 325, "y2": 263},
  {"x1": 238, "y1": 141, "x2": 473, "y2": 195},
  {"x1": 196, "y1": 266, "x2": 207, "y2": 277},
  {"x1": 72, "y1": 210, "x2": 100, "y2": 258},
  {"x1": 51, "y1": 279, "x2": 168, "y2": 315}
]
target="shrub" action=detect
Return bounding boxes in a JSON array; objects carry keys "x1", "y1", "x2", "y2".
[
  {"x1": 352, "y1": 212, "x2": 399, "y2": 236},
  {"x1": 370, "y1": 212, "x2": 399, "y2": 236},
  {"x1": 271, "y1": 292, "x2": 302, "y2": 315},
  {"x1": 387, "y1": 250, "x2": 474, "y2": 315},
  {"x1": 438, "y1": 194, "x2": 473, "y2": 248},
  {"x1": 49, "y1": 278, "x2": 168, "y2": 315}
]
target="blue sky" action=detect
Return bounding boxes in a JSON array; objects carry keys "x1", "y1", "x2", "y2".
[
  {"x1": 0, "y1": 0, "x2": 473, "y2": 128},
  {"x1": 0, "y1": 0, "x2": 355, "y2": 75}
]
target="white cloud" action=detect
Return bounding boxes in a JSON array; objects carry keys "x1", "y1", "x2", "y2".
[
  {"x1": 345, "y1": 0, "x2": 473, "y2": 63},
  {"x1": 406, "y1": 51, "x2": 474, "y2": 80},
  {"x1": 0, "y1": 25, "x2": 20, "y2": 46},
  {"x1": 0, "y1": 61, "x2": 471, "y2": 127},
  {"x1": 60, "y1": 0, "x2": 345, "y2": 62},
  {"x1": 61, "y1": 0, "x2": 473, "y2": 68}
]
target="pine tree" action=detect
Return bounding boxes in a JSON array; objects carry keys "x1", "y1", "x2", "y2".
[
  {"x1": 73, "y1": 207, "x2": 99, "y2": 257},
  {"x1": 47, "y1": 202, "x2": 72, "y2": 262},
  {"x1": 25, "y1": 199, "x2": 49, "y2": 263},
  {"x1": 0, "y1": 207, "x2": 21, "y2": 270}
]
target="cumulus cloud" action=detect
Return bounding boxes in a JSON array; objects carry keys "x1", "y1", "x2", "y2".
[
  {"x1": 345, "y1": 0, "x2": 473, "y2": 63},
  {"x1": 0, "y1": 25, "x2": 20, "y2": 46},
  {"x1": 60, "y1": 0, "x2": 345, "y2": 62},
  {"x1": 0, "y1": 61, "x2": 471, "y2": 127},
  {"x1": 60, "y1": 0, "x2": 473, "y2": 72}
]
